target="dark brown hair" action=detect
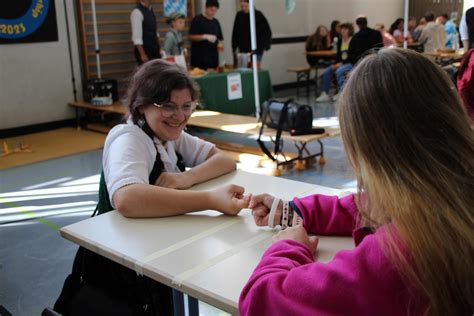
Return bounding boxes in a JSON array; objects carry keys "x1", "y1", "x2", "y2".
[
  {"x1": 340, "y1": 22, "x2": 354, "y2": 36},
  {"x1": 124, "y1": 60, "x2": 199, "y2": 123}
]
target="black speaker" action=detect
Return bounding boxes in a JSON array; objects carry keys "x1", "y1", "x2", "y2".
[{"x1": 83, "y1": 78, "x2": 118, "y2": 104}]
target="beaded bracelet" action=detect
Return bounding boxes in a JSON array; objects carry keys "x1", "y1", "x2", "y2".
[{"x1": 281, "y1": 201, "x2": 290, "y2": 230}]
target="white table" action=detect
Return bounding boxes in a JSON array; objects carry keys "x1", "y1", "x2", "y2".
[{"x1": 60, "y1": 170, "x2": 354, "y2": 315}]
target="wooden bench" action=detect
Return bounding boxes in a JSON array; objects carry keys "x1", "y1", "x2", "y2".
[
  {"x1": 188, "y1": 110, "x2": 340, "y2": 175},
  {"x1": 287, "y1": 67, "x2": 312, "y2": 97},
  {"x1": 68, "y1": 102, "x2": 340, "y2": 175},
  {"x1": 288, "y1": 64, "x2": 330, "y2": 97}
]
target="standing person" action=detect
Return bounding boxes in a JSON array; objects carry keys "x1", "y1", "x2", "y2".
[
  {"x1": 130, "y1": 0, "x2": 162, "y2": 65},
  {"x1": 240, "y1": 48, "x2": 474, "y2": 316},
  {"x1": 389, "y1": 18, "x2": 413, "y2": 44},
  {"x1": 54, "y1": 60, "x2": 250, "y2": 315},
  {"x1": 438, "y1": 13, "x2": 457, "y2": 48},
  {"x1": 418, "y1": 12, "x2": 446, "y2": 52},
  {"x1": 408, "y1": 16, "x2": 418, "y2": 39},
  {"x1": 164, "y1": 12, "x2": 186, "y2": 56},
  {"x1": 305, "y1": 25, "x2": 332, "y2": 67},
  {"x1": 413, "y1": 17, "x2": 427, "y2": 41},
  {"x1": 189, "y1": 0, "x2": 224, "y2": 70},
  {"x1": 460, "y1": 7, "x2": 474, "y2": 50},
  {"x1": 316, "y1": 22, "x2": 353, "y2": 102},
  {"x1": 231, "y1": 0, "x2": 272, "y2": 67},
  {"x1": 375, "y1": 23, "x2": 397, "y2": 47}
]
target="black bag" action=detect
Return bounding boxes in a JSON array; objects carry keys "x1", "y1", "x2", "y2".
[
  {"x1": 54, "y1": 246, "x2": 173, "y2": 316},
  {"x1": 257, "y1": 99, "x2": 325, "y2": 162},
  {"x1": 261, "y1": 99, "x2": 313, "y2": 134}
]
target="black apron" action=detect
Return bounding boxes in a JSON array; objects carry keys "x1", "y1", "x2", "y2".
[{"x1": 54, "y1": 122, "x2": 185, "y2": 316}]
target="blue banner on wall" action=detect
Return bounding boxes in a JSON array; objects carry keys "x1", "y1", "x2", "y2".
[
  {"x1": 164, "y1": 0, "x2": 187, "y2": 17},
  {"x1": 0, "y1": 0, "x2": 58, "y2": 44}
]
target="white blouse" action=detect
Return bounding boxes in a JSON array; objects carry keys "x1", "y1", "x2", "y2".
[{"x1": 103, "y1": 123, "x2": 215, "y2": 207}]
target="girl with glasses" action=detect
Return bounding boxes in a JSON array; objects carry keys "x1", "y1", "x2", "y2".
[
  {"x1": 104, "y1": 59, "x2": 249, "y2": 217},
  {"x1": 55, "y1": 59, "x2": 249, "y2": 315}
]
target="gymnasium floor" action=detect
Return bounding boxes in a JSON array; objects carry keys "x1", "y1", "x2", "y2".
[{"x1": 0, "y1": 89, "x2": 355, "y2": 315}]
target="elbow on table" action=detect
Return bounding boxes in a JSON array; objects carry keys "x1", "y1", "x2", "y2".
[{"x1": 113, "y1": 187, "x2": 139, "y2": 218}]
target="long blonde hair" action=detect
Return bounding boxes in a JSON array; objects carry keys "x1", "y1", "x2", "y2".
[{"x1": 338, "y1": 48, "x2": 474, "y2": 315}]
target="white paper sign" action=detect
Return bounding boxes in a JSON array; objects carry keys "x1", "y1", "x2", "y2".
[{"x1": 227, "y1": 73, "x2": 243, "y2": 100}]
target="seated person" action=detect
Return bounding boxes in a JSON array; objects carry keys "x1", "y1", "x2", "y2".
[
  {"x1": 240, "y1": 48, "x2": 474, "y2": 316},
  {"x1": 103, "y1": 60, "x2": 247, "y2": 217},
  {"x1": 316, "y1": 22, "x2": 353, "y2": 102},
  {"x1": 306, "y1": 25, "x2": 332, "y2": 67},
  {"x1": 54, "y1": 60, "x2": 249, "y2": 314},
  {"x1": 329, "y1": 20, "x2": 341, "y2": 44}
]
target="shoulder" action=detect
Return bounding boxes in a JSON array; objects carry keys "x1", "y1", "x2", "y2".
[
  {"x1": 256, "y1": 10, "x2": 265, "y2": 17},
  {"x1": 192, "y1": 14, "x2": 204, "y2": 22},
  {"x1": 131, "y1": 8, "x2": 143, "y2": 17},
  {"x1": 105, "y1": 124, "x2": 152, "y2": 150}
]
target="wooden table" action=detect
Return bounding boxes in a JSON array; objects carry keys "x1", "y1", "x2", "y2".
[
  {"x1": 422, "y1": 51, "x2": 465, "y2": 64},
  {"x1": 305, "y1": 50, "x2": 337, "y2": 58},
  {"x1": 60, "y1": 170, "x2": 353, "y2": 315},
  {"x1": 68, "y1": 100, "x2": 127, "y2": 133},
  {"x1": 189, "y1": 111, "x2": 340, "y2": 173}
]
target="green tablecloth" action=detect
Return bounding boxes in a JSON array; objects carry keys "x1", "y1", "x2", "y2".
[{"x1": 193, "y1": 69, "x2": 273, "y2": 115}]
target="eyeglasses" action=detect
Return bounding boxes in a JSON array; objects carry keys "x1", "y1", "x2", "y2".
[{"x1": 152, "y1": 102, "x2": 198, "y2": 118}]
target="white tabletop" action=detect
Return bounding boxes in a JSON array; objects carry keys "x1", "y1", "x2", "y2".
[{"x1": 60, "y1": 170, "x2": 353, "y2": 314}]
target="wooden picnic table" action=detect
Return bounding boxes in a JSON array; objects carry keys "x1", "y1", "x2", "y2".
[{"x1": 305, "y1": 50, "x2": 337, "y2": 58}]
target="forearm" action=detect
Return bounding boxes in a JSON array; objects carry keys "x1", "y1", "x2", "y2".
[
  {"x1": 463, "y1": 40, "x2": 469, "y2": 50},
  {"x1": 186, "y1": 151, "x2": 236, "y2": 186},
  {"x1": 113, "y1": 184, "x2": 214, "y2": 218},
  {"x1": 135, "y1": 45, "x2": 146, "y2": 57},
  {"x1": 189, "y1": 34, "x2": 205, "y2": 42}
]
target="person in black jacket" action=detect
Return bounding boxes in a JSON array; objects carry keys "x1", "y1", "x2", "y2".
[
  {"x1": 347, "y1": 16, "x2": 383, "y2": 65},
  {"x1": 232, "y1": 0, "x2": 272, "y2": 67}
]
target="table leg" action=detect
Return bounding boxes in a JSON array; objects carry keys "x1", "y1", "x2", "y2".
[
  {"x1": 188, "y1": 296, "x2": 199, "y2": 316},
  {"x1": 172, "y1": 289, "x2": 200, "y2": 316},
  {"x1": 172, "y1": 289, "x2": 185, "y2": 316},
  {"x1": 75, "y1": 108, "x2": 81, "y2": 130},
  {"x1": 318, "y1": 139, "x2": 326, "y2": 165}
]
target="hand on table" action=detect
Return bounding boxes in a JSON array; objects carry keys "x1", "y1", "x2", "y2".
[
  {"x1": 249, "y1": 193, "x2": 282, "y2": 227},
  {"x1": 273, "y1": 225, "x2": 319, "y2": 254},
  {"x1": 155, "y1": 172, "x2": 194, "y2": 189},
  {"x1": 209, "y1": 184, "x2": 250, "y2": 215}
]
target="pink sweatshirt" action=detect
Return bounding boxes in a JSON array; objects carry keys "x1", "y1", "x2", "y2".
[{"x1": 239, "y1": 194, "x2": 426, "y2": 316}]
